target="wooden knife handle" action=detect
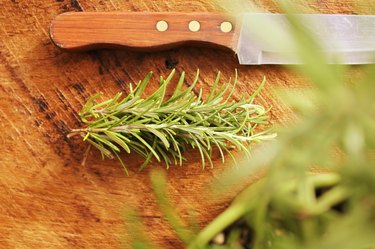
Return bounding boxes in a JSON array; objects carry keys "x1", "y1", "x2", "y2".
[{"x1": 49, "y1": 12, "x2": 238, "y2": 52}]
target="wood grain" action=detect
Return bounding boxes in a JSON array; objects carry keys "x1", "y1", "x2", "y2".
[
  {"x1": 50, "y1": 12, "x2": 238, "y2": 51},
  {"x1": 0, "y1": 0, "x2": 366, "y2": 249}
]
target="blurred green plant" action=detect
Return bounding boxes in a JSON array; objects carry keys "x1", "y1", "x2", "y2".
[
  {"x1": 187, "y1": 2, "x2": 375, "y2": 248},
  {"x1": 125, "y1": 1, "x2": 375, "y2": 249}
]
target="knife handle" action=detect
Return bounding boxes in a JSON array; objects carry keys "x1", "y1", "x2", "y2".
[{"x1": 49, "y1": 12, "x2": 238, "y2": 52}]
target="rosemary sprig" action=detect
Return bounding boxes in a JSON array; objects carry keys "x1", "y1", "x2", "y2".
[{"x1": 68, "y1": 70, "x2": 275, "y2": 174}]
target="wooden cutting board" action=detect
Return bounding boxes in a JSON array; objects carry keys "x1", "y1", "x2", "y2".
[{"x1": 0, "y1": 1, "x2": 370, "y2": 248}]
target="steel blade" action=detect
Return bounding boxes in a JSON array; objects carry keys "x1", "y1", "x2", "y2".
[{"x1": 237, "y1": 13, "x2": 375, "y2": 65}]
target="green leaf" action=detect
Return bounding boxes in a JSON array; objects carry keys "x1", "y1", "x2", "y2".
[
  {"x1": 90, "y1": 133, "x2": 120, "y2": 152},
  {"x1": 104, "y1": 131, "x2": 131, "y2": 153},
  {"x1": 135, "y1": 71, "x2": 153, "y2": 97},
  {"x1": 132, "y1": 133, "x2": 161, "y2": 162},
  {"x1": 146, "y1": 127, "x2": 170, "y2": 149}
]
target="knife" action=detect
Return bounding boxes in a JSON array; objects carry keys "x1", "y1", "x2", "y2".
[{"x1": 49, "y1": 12, "x2": 375, "y2": 65}]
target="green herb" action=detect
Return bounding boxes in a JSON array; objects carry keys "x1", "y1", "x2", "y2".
[
  {"x1": 185, "y1": 2, "x2": 375, "y2": 249},
  {"x1": 124, "y1": 2, "x2": 375, "y2": 248},
  {"x1": 68, "y1": 70, "x2": 275, "y2": 174}
]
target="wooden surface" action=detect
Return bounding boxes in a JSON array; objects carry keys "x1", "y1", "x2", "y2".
[
  {"x1": 50, "y1": 12, "x2": 237, "y2": 51},
  {"x1": 0, "y1": 1, "x2": 367, "y2": 248}
]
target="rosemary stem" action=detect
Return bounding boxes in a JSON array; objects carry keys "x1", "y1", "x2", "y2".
[
  {"x1": 187, "y1": 203, "x2": 248, "y2": 249},
  {"x1": 67, "y1": 128, "x2": 106, "y2": 138},
  {"x1": 70, "y1": 70, "x2": 273, "y2": 171}
]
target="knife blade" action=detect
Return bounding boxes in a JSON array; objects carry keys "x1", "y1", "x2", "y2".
[
  {"x1": 238, "y1": 13, "x2": 375, "y2": 64},
  {"x1": 49, "y1": 12, "x2": 375, "y2": 65}
]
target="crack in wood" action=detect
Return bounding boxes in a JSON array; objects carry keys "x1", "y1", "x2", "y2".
[{"x1": 70, "y1": 0, "x2": 84, "y2": 11}]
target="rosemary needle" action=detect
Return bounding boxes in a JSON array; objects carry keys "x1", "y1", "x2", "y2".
[{"x1": 68, "y1": 70, "x2": 276, "y2": 174}]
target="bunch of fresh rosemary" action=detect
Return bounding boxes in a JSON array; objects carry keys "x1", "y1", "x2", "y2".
[{"x1": 69, "y1": 70, "x2": 274, "y2": 174}]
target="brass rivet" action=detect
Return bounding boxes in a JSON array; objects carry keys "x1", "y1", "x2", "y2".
[
  {"x1": 188, "y1": 20, "x2": 201, "y2": 32},
  {"x1": 220, "y1": 21, "x2": 233, "y2": 33},
  {"x1": 156, "y1": 20, "x2": 168, "y2": 32}
]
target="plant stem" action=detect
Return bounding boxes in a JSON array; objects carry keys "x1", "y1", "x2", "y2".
[{"x1": 187, "y1": 203, "x2": 248, "y2": 249}]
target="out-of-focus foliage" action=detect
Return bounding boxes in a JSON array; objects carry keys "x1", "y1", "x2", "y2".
[
  {"x1": 186, "y1": 2, "x2": 375, "y2": 249},
  {"x1": 126, "y1": 1, "x2": 375, "y2": 249}
]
